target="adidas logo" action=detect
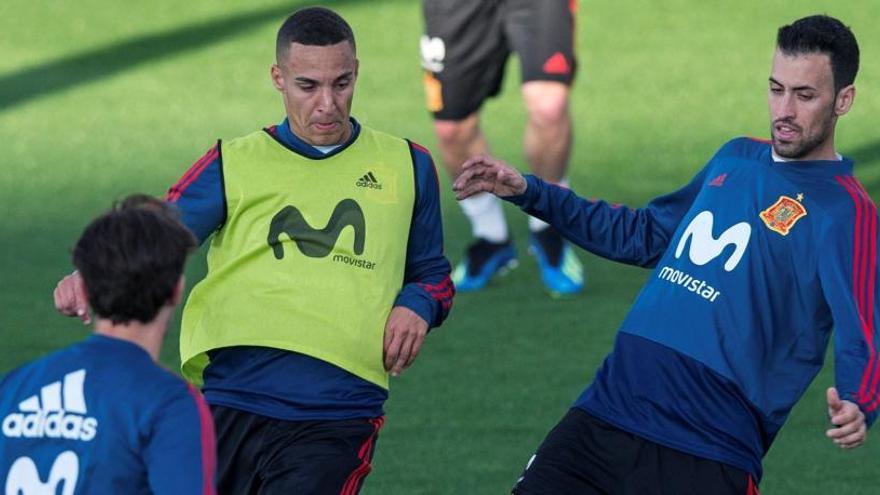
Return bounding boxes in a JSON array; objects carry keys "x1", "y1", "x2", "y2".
[
  {"x1": 356, "y1": 171, "x2": 383, "y2": 190},
  {"x1": 2, "y1": 369, "x2": 98, "y2": 442},
  {"x1": 708, "y1": 173, "x2": 727, "y2": 187}
]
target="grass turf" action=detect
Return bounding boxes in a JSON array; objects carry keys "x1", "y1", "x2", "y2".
[{"x1": 1, "y1": 1, "x2": 879, "y2": 492}]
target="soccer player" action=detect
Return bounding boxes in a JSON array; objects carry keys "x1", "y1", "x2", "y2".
[
  {"x1": 2, "y1": 196, "x2": 214, "y2": 494},
  {"x1": 420, "y1": 0, "x2": 584, "y2": 295},
  {"x1": 454, "y1": 15, "x2": 873, "y2": 493},
  {"x1": 54, "y1": 7, "x2": 453, "y2": 494}
]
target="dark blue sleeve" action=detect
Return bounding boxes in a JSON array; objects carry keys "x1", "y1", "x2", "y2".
[
  {"x1": 819, "y1": 187, "x2": 880, "y2": 427},
  {"x1": 393, "y1": 142, "x2": 454, "y2": 329},
  {"x1": 505, "y1": 165, "x2": 711, "y2": 268},
  {"x1": 166, "y1": 142, "x2": 225, "y2": 245},
  {"x1": 145, "y1": 383, "x2": 216, "y2": 495}
]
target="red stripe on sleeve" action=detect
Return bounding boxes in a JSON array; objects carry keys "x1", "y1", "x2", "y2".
[
  {"x1": 851, "y1": 178, "x2": 871, "y2": 344},
  {"x1": 854, "y1": 180, "x2": 878, "y2": 336},
  {"x1": 850, "y1": 178, "x2": 880, "y2": 407},
  {"x1": 186, "y1": 383, "x2": 217, "y2": 495},
  {"x1": 167, "y1": 146, "x2": 219, "y2": 203},
  {"x1": 851, "y1": 179, "x2": 880, "y2": 411},
  {"x1": 409, "y1": 141, "x2": 431, "y2": 156},
  {"x1": 836, "y1": 176, "x2": 880, "y2": 410},
  {"x1": 419, "y1": 276, "x2": 455, "y2": 313},
  {"x1": 168, "y1": 146, "x2": 216, "y2": 198},
  {"x1": 409, "y1": 140, "x2": 440, "y2": 188}
]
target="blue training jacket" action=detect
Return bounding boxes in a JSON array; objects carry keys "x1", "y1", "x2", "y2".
[
  {"x1": 506, "y1": 137, "x2": 879, "y2": 480},
  {"x1": 0, "y1": 335, "x2": 216, "y2": 494}
]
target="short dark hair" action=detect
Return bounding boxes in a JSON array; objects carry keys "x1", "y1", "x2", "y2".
[
  {"x1": 275, "y1": 7, "x2": 356, "y2": 63},
  {"x1": 777, "y1": 15, "x2": 859, "y2": 93},
  {"x1": 73, "y1": 195, "x2": 197, "y2": 325}
]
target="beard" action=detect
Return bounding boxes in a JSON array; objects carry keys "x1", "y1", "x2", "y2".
[{"x1": 771, "y1": 107, "x2": 836, "y2": 160}]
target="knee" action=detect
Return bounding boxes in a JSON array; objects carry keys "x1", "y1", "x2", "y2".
[
  {"x1": 434, "y1": 116, "x2": 479, "y2": 148},
  {"x1": 526, "y1": 94, "x2": 569, "y2": 128},
  {"x1": 523, "y1": 83, "x2": 570, "y2": 128}
]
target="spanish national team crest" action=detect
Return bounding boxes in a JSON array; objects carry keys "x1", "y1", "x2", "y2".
[{"x1": 760, "y1": 195, "x2": 807, "y2": 236}]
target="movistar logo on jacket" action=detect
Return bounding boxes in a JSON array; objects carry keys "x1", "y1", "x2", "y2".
[
  {"x1": 2, "y1": 369, "x2": 98, "y2": 442},
  {"x1": 268, "y1": 198, "x2": 365, "y2": 260},
  {"x1": 656, "y1": 211, "x2": 752, "y2": 303},
  {"x1": 675, "y1": 211, "x2": 751, "y2": 271},
  {"x1": 6, "y1": 451, "x2": 79, "y2": 495}
]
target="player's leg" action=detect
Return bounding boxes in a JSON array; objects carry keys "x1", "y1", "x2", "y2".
[
  {"x1": 522, "y1": 81, "x2": 572, "y2": 185},
  {"x1": 421, "y1": 0, "x2": 517, "y2": 291},
  {"x1": 505, "y1": 0, "x2": 584, "y2": 296},
  {"x1": 618, "y1": 427, "x2": 758, "y2": 495},
  {"x1": 256, "y1": 416, "x2": 384, "y2": 495},
  {"x1": 211, "y1": 405, "x2": 268, "y2": 494},
  {"x1": 513, "y1": 408, "x2": 758, "y2": 495},
  {"x1": 512, "y1": 408, "x2": 622, "y2": 494}
]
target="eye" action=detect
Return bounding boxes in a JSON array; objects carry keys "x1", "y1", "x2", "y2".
[
  {"x1": 769, "y1": 87, "x2": 784, "y2": 95},
  {"x1": 797, "y1": 93, "x2": 816, "y2": 101}
]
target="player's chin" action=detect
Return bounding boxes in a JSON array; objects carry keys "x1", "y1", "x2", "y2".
[
  {"x1": 308, "y1": 128, "x2": 344, "y2": 145},
  {"x1": 771, "y1": 140, "x2": 800, "y2": 159}
]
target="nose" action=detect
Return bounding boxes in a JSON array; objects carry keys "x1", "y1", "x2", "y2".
[
  {"x1": 775, "y1": 92, "x2": 796, "y2": 121},
  {"x1": 316, "y1": 87, "x2": 335, "y2": 113}
]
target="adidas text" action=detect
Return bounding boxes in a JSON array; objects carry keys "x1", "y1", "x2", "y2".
[
  {"x1": 356, "y1": 179, "x2": 382, "y2": 189},
  {"x1": 2, "y1": 369, "x2": 98, "y2": 442},
  {"x1": 356, "y1": 172, "x2": 383, "y2": 189},
  {"x1": 3, "y1": 411, "x2": 98, "y2": 441}
]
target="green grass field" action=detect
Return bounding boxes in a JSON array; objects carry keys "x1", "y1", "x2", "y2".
[{"x1": 2, "y1": 1, "x2": 879, "y2": 492}]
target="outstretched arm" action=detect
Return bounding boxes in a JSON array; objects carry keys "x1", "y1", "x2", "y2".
[
  {"x1": 54, "y1": 144, "x2": 223, "y2": 324},
  {"x1": 453, "y1": 154, "x2": 528, "y2": 199},
  {"x1": 454, "y1": 154, "x2": 710, "y2": 268}
]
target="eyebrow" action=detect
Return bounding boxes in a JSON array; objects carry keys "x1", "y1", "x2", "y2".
[
  {"x1": 293, "y1": 71, "x2": 355, "y2": 85},
  {"x1": 768, "y1": 77, "x2": 817, "y2": 92}
]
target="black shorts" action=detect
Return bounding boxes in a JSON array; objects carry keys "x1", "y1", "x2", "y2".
[
  {"x1": 512, "y1": 408, "x2": 760, "y2": 495},
  {"x1": 421, "y1": 0, "x2": 577, "y2": 120},
  {"x1": 212, "y1": 405, "x2": 384, "y2": 495}
]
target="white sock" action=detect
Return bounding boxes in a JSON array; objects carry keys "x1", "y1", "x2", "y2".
[
  {"x1": 529, "y1": 178, "x2": 569, "y2": 233},
  {"x1": 460, "y1": 192, "x2": 508, "y2": 242},
  {"x1": 528, "y1": 216, "x2": 550, "y2": 232}
]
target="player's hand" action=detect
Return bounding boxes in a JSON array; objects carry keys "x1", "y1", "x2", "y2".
[
  {"x1": 383, "y1": 306, "x2": 428, "y2": 377},
  {"x1": 826, "y1": 387, "x2": 867, "y2": 449},
  {"x1": 53, "y1": 271, "x2": 91, "y2": 324},
  {"x1": 452, "y1": 154, "x2": 527, "y2": 200}
]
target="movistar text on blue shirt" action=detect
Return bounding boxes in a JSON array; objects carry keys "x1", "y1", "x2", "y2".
[{"x1": 657, "y1": 266, "x2": 721, "y2": 302}]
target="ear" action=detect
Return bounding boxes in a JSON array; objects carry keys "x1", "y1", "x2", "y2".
[
  {"x1": 271, "y1": 63, "x2": 285, "y2": 91},
  {"x1": 834, "y1": 84, "x2": 855, "y2": 117},
  {"x1": 354, "y1": 58, "x2": 360, "y2": 79},
  {"x1": 171, "y1": 276, "x2": 186, "y2": 306}
]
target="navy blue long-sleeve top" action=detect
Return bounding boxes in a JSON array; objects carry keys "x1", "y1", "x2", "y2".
[{"x1": 507, "y1": 137, "x2": 878, "y2": 480}]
